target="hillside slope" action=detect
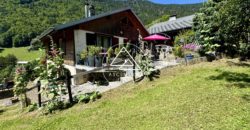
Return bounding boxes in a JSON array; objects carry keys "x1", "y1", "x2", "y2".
[{"x1": 0, "y1": 60, "x2": 250, "y2": 129}]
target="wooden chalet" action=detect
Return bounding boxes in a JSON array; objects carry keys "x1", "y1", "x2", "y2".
[{"x1": 38, "y1": 7, "x2": 149, "y2": 70}]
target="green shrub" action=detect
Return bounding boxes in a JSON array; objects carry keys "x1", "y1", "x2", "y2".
[
  {"x1": 138, "y1": 54, "x2": 160, "y2": 81},
  {"x1": 94, "y1": 47, "x2": 102, "y2": 56},
  {"x1": 43, "y1": 100, "x2": 65, "y2": 114},
  {"x1": 107, "y1": 47, "x2": 113, "y2": 58},
  {"x1": 173, "y1": 45, "x2": 184, "y2": 58},
  {"x1": 0, "y1": 65, "x2": 15, "y2": 82},
  {"x1": 114, "y1": 47, "x2": 120, "y2": 56},
  {"x1": 0, "y1": 54, "x2": 17, "y2": 82},
  {"x1": 80, "y1": 49, "x2": 88, "y2": 60},
  {"x1": 174, "y1": 30, "x2": 195, "y2": 45},
  {"x1": 27, "y1": 103, "x2": 38, "y2": 112},
  {"x1": 88, "y1": 46, "x2": 96, "y2": 56},
  {"x1": 74, "y1": 91, "x2": 102, "y2": 103}
]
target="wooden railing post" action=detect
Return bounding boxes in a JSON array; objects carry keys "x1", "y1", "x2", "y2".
[
  {"x1": 132, "y1": 48, "x2": 136, "y2": 82},
  {"x1": 66, "y1": 71, "x2": 73, "y2": 103},
  {"x1": 37, "y1": 81, "x2": 42, "y2": 107}
]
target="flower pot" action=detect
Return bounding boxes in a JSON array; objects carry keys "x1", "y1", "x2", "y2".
[
  {"x1": 206, "y1": 53, "x2": 215, "y2": 62},
  {"x1": 95, "y1": 56, "x2": 102, "y2": 67},
  {"x1": 185, "y1": 54, "x2": 193, "y2": 60},
  {"x1": 88, "y1": 56, "x2": 95, "y2": 67},
  {"x1": 83, "y1": 59, "x2": 88, "y2": 65},
  {"x1": 78, "y1": 59, "x2": 88, "y2": 65}
]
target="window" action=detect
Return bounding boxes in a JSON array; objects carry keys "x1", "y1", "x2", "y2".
[
  {"x1": 86, "y1": 33, "x2": 96, "y2": 46},
  {"x1": 97, "y1": 35, "x2": 111, "y2": 49},
  {"x1": 59, "y1": 38, "x2": 66, "y2": 55}
]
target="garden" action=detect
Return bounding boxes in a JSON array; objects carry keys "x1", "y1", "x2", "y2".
[
  {"x1": 0, "y1": 59, "x2": 249, "y2": 129},
  {"x1": 0, "y1": 0, "x2": 249, "y2": 129}
]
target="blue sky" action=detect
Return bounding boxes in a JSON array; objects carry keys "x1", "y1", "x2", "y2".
[{"x1": 150, "y1": 0, "x2": 206, "y2": 4}]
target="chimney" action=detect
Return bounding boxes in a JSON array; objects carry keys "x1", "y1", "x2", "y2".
[
  {"x1": 88, "y1": 5, "x2": 95, "y2": 17},
  {"x1": 85, "y1": 2, "x2": 89, "y2": 18},
  {"x1": 169, "y1": 14, "x2": 177, "y2": 21}
]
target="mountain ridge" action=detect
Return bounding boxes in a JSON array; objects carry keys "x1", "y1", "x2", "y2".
[{"x1": 0, "y1": 0, "x2": 202, "y2": 47}]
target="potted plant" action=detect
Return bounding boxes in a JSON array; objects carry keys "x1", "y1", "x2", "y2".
[
  {"x1": 94, "y1": 47, "x2": 102, "y2": 67},
  {"x1": 88, "y1": 46, "x2": 96, "y2": 67},
  {"x1": 80, "y1": 49, "x2": 88, "y2": 65},
  {"x1": 115, "y1": 47, "x2": 120, "y2": 56},
  {"x1": 106, "y1": 47, "x2": 113, "y2": 65}
]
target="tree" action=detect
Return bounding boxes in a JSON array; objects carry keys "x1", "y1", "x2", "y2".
[
  {"x1": 193, "y1": 0, "x2": 250, "y2": 58},
  {"x1": 193, "y1": 0, "x2": 222, "y2": 54},
  {"x1": 218, "y1": 0, "x2": 250, "y2": 59}
]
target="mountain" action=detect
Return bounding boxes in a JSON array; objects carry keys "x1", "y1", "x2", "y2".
[{"x1": 0, "y1": 0, "x2": 202, "y2": 47}]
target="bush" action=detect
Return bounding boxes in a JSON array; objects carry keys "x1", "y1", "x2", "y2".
[
  {"x1": 80, "y1": 49, "x2": 88, "y2": 60},
  {"x1": 107, "y1": 47, "x2": 113, "y2": 58},
  {"x1": 27, "y1": 103, "x2": 38, "y2": 112},
  {"x1": 0, "y1": 54, "x2": 17, "y2": 82},
  {"x1": 74, "y1": 91, "x2": 102, "y2": 103},
  {"x1": 138, "y1": 54, "x2": 160, "y2": 81},
  {"x1": 173, "y1": 45, "x2": 184, "y2": 58},
  {"x1": 0, "y1": 65, "x2": 15, "y2": 83},
  {"x1": 239, "y1": 42, "x2": 250, "y2": 61},
  {"x1": 88, "y1": 46, "x2": 97, "y2": 56},
  {"x1": 0, "y1": 54, "x2": 17, "y2": 67},
  {"x1": 114, "y1": 47, "x2": 120, "y2": 56},
  {"x1": 174, "y1": 30, "x2": 195, "y2": 45}
]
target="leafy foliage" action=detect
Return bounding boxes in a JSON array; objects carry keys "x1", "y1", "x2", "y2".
[
  {"x1": 80, "y1": 49, "x2": 88, "y2": 60},
  {"x1": 35, "y1": 37, "x2": 69, "y2": 113},
  {"x1": 0, "y1": 0, "x2": 202, "y2": 47},
  {"x1": 27, "y1": 103, "x2": 38, "y2": 112},
  {"x1": 193, "y1": 0, "x2": 249, "y2": 58},
  {"x1": 74, "y1": 91, "x2": 102, "y2": 103},
  {"x1": 137, "y1": 54, "x2": 160, "y2": 81},
  {"x1": 174, "y1": 30, "x2": 195, "y2": 45},
  {"x1": 173, "y1": 45, "x2": 184, "y2": 58},
  {"x1": 13, "y1": 59, "x2": 39, "y2": 109},
  {"x1": 0, "y1": 54, "x2": 17, "y2": 83}
]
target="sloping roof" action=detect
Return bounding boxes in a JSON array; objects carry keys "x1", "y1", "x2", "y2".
[
  {"x1": 148, "y1": 15, "x2": 195, "y2": 34},
  {"x1": 38, "y1": 7, "x2": 147, "y2": 39}
]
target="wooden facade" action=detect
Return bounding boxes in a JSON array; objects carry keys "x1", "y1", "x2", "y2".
[{"x1": 40, "y1": 8, "x2": 149, "y2": 66}]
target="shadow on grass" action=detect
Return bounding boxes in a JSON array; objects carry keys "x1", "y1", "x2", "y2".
[
  {"x1": 209, "y1": 70, "x2": 250, "y2": 88},
  {"x1": 134, "y1": 70, "x2": 161, "y2": 82},
  {"x1": 242, "y1": 94, "x2": 250, "y2": 102},
  {"x1": 209, "y1": 70, "x2": 250, "y2": 101},
  {"x1": 0, "y1": 109, "x2": 4, "y2": 114},
  {"x1": 226, "y1": 61, "x2": 250, "y2": 67},
  {"x1": 0, "y1": 89, "x2": 14, "y2": 100}
]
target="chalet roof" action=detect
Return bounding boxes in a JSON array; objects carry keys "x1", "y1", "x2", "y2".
[
  {"x1": 148, "y1": 15, "x2": 195, "y2": 34},
  {"x1": 38, "y1": 7, "x2": 147, "y2": 39}
]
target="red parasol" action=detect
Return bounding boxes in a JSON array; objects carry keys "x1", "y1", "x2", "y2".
[{"x1": 143, "y1": 34, "x2": 170, "y2": 41}]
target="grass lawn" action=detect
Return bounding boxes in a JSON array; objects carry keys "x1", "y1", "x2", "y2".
[
  {"x1": 0, "y1": 60, "x2": 249, "y2": 129},
  {"x1": 0, "y1": 47, "x2": 43, "y2": 61}
]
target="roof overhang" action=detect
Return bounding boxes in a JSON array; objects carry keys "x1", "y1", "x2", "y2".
[
  {"x1": 148, "y1": 15, "x2": 195, "y2": 34},
  {"x1": 38, "y1": 7, "x2": 149, "y2": 40}
]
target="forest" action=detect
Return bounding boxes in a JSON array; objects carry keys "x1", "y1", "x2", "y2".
[{"x1": 0, "y1": 0, "x2": 202, "y2": 47}]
